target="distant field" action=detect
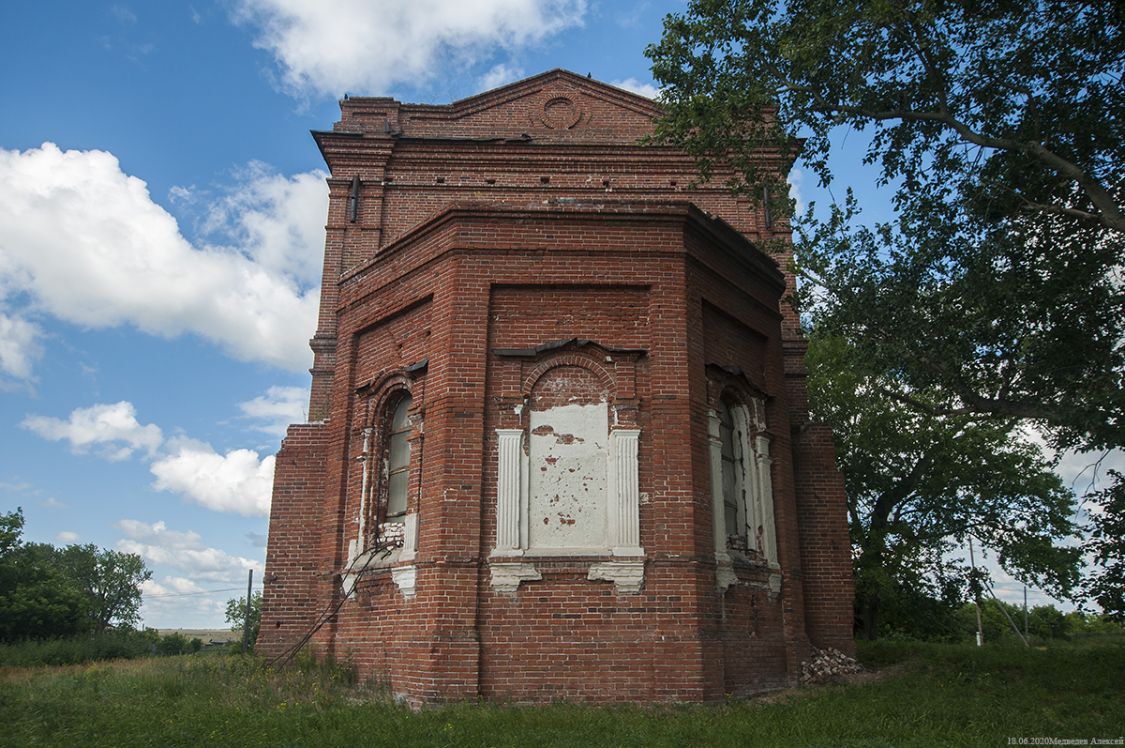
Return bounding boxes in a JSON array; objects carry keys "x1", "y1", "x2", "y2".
[
  {"x1": 0, "y1": 637, "x2": 1121, "y2": 747},
  {"x1": 155, "y1": 628, "x2": 239, "y2": 643}
]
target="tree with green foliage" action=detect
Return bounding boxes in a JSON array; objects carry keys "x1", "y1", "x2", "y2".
[
  {"x1": 0, "y1": 510, "x2": 88, "y2": 641},
  {"x1": 1084, "y1": 472, "x2": 1125, "y2": 620},
  {"x1": 225, "y1": 591, "x2": 261, "y2": 646},
  {"x1": 0, "y1": 508, "x2": 22, "y2": 558},
  {"x1": 808, "y1": 334, "x2": 1080, "y2": 638},
  {"x1": 648, "y1": 0, "x2": 1123, "y2": 617},
  {"x1": 55, "y1": 544, "x2": 151, "y2": 634},
  {"x1": 0, "y1": 509, "x2": 150, "y2": 640}
]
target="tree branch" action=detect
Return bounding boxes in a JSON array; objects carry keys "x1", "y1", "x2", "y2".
[
  {"x1": 770, "y1": 78, "x2": 1125, "y2": 233},
  {"x1": 870, "y1": 450, "x2": 937, "y2": 533},
  {"x1": 1016, "y1": 198, "x2": 1107, "y2": 228}
]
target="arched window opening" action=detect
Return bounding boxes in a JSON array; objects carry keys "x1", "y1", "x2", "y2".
[
  {"x1": 709, "y1": 393, "x2": 777, "y2": 567},
  {"x1": 718, "y1": 400, "x2": 742, "y2": 543},
  {"x1": 384, "y1": 394, "x2": 412, "y2": 522}
]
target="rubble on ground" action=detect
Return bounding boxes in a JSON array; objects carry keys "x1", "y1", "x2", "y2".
[{"x1": 799, "y1": 646, "x2": 863, "y2": 685}]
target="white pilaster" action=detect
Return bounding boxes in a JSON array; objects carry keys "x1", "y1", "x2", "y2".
[
  {"x1": 608, "y1": 428, "x2": 643, "y2": 556},
  {"x1": 399, "y1": 512, "x2": 418, "y2": 562},
  {"x1": 754, "y1": 434, "x2": 777, "y2": 565},
  {"x1": 493, "y1": 428, "x2": 524, "y2": 557},
  {"x1": 707, "y1": 410, "x2": 730, "y2": 561}
]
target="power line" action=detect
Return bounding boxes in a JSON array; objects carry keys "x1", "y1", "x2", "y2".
[{"x1": 144, "y1": 586, "x2": 259, "y2": 599}]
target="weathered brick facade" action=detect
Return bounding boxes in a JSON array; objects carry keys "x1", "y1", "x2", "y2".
[{"x1": 258, "y1": 70, "x2": 854, "y2": 704}]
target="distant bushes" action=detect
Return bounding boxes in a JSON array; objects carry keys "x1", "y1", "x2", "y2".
[
  {"x1": 155, "y1": 631, "x2": 204, "y2": 657},
  {"x1": 0, "y1": 628, "x2": 205, "y2": 667},
  {"x1": 868, "y1": 582, "x2": 1124, "y2": 643}
]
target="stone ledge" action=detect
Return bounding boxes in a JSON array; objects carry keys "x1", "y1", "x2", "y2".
[
  {"x1": 490, "y1": 562, "x2": 542, "y2": 594},
  {"x1": 392, "y1": 565, "x2": 417, "y2": 597},
  {"x1": 587, "y1": 560, "x2": 644, "y2": 594}
]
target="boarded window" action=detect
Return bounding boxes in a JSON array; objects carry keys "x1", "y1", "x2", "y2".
[{"x1": 527, "y1": 366, "x2": 608, "y2": 550}]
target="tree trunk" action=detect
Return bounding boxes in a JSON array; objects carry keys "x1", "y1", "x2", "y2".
[{"x1": 861, "y1": 592, "x2": 880, "y2": 640}]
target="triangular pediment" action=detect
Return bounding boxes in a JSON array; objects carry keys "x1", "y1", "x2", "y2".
[{"x1": 395, "y1": 69, "x2": 663, "y2": 143}]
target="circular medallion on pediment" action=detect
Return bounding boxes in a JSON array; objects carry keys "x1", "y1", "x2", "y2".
[{"x1": 540, "y1": 96, "x2": 583, "y2": 129}]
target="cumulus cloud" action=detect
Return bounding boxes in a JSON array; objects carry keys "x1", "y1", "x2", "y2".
[
  {"x1": 110, "y1": 4, "x2": 137, "y2": 25},
  {"x1": 610, "y1": 77, "x2": 659, "y2": 99},
  {"x1": 0, "y1": 143, "x2": 322, "y2": 373},
  {"x1": 21, "y1": 401, "x2": 163, "y2": 461},
  {"x1": 1055, "y1": 448, "x2": 1125, "y2": 497},
  {"x1": 142, "y1": 576, "x2": 206, "y2": 596},
  {"x1": 245, "y1": 531, "x2": 268, "y2": 548},
  {"x1": 479, "y1": 63, "x2": 525, "y2": 91},
  {"x1": 24, "y1": 399, "x2": 280, "y2": 516},
  {"x1": 231, "y1": 0, "x2": 586, "y2": 97},
  {"x1": 0, "y1": 311, "x2": 43, "y2": 384},
  {"x1": 198, "y1": 162, "x2": 328, "y2": 286},
  {"x1": 118, "y1": 519, "x2": 263, "y2": 582},
  {"x1": 56, "y1": 530, "x2": 80, "y2": 544},
  {"x1": 788, "y1": 167, "x2": 806, "y2": 214},
  {"x1": 122, "y1": 520, "x2": 265, "y2": 627},
  {"x1": 151, "y1": 438, "x2": 275, "y2": 517},
  {"x1": 238, "y1": 385, "x2": 308, "y2": 437},
  {"x1": 1018, "y1": 426, "x2": 1125, "y2": 499}
]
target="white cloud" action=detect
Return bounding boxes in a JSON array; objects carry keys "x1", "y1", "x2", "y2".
[
  {"x1": 110, "y1": 4, "x2": 137, "y2": 25},
  {"x1": 0, "y1": 143, "x2": 320, "y2": 372},
  {"x1": 122, "y1": 520, "x2": 264, "y2": 627},
  {"x1": 142, "y1": 576, "x2": 206, "y2": 596},
  {"x1": 788, "y1": 166, "x2": 806, "y2": 214},
  {"x1": 24, "y1": 399, "x2": 280, "y2": 517},
  {"x1": 231, "y1": 0, "x2": 586, "y2": 97},
  {"x1": 199, "y1": 162, "x2": 328, "y2": 286},
  {"x1": 479, "y1": 63, "x2": 525, "y2": 91},
  {"x1": 610, "y1": 77, "x2": 659, "y2": 99},
  {"x1": 1018, "y1": 426, "x2": 1124, "y2": 499},
  {"x1": 22, "y1": 401, "x2": 163, "y2": 461},
  {"x1": 0, "y1": 311, "x2": 43, "y2": 384},
  {"x1": 138, "y1": 575, "x2": 231, "y2": 630},
  {"x1": 150, "y1": 438, "x2": 275, "y2": 517},
  {"x1": 56, "y1": 530, "x2": 80, "y2": 543},
  {"x1": 117, "y1": 519, "x2": 263, "y2": 581},
  {"x1": 238, "y1": 385, "x2": 308, "y2": 437},
  {"x1": 1055, "y1": 448, "x2": 1125, "y2": 497}
]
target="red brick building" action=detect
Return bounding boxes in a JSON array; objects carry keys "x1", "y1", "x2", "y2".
[{"x1": 257, "y1": 70, "x2": 853, "y2": 704}]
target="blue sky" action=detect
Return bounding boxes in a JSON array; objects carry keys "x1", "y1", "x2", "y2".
[
  {"x1": 0, "y1": 0, "x2": 696, "y2": 629},
  {"x1": 0, "y1": 1, "x2": 1100, "y2": 628}
]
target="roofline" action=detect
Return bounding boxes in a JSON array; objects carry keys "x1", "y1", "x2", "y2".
[{"x1": 339, "y1": 200, "x2": 785, "y2": 292}]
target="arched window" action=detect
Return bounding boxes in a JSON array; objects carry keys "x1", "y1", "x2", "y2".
[
  {"x1": 383, "y1": 394, "x2": 412, "y2": 522},
  {"x1": 709, "y1": 394, "x2": 776, "y2": 565},
  {"x1": 717, "y1": 399, "x2": 742, "y2": 541}
]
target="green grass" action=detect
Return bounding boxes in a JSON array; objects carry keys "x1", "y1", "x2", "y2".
[
  {"x1": 0, "y1": 638, "x2": 1122, "y2": 747},
  {"x1": 0, "y1": 630, "x2": 207, "y2": 667}
]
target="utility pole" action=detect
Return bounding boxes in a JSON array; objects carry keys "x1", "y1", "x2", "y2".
[
  {"x1": 242, "y1": 568, "x2": 253, "y2": 654},
  {"x1": 969, "y1": 537, "x2": 984, "y2": 647},
  {"x1": 1024, "y1": 585, "x2": 1029, "y2": 637}
]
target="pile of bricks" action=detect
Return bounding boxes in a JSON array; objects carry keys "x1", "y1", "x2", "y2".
[{"x1": 799, "y1": 646, "x2": 863, "y2": 685}]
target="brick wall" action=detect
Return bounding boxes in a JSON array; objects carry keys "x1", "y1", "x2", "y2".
[
  {"x1": 257, "y1": 423, "x2": 330, "y2": 659},
  {"x1": 257, "y1": 71, "x2": 853, "y2": 702}
]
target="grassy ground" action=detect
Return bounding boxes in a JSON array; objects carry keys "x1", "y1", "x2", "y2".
[{"x1": 0, "y1": 638, "x2": 1121, "y2": 747}]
